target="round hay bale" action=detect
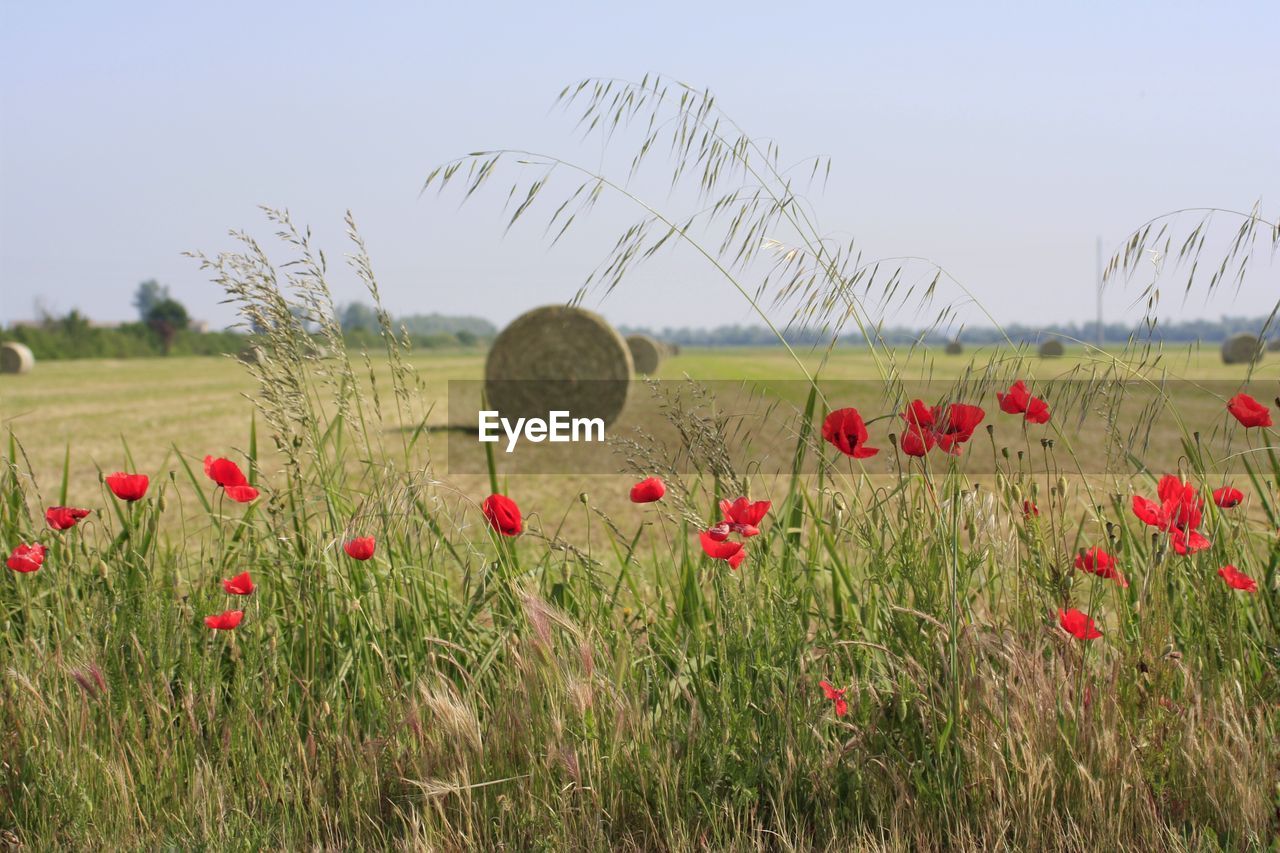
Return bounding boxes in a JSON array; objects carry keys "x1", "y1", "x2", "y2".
[
  {"x1": 237, "y1": 345, "x2": 263, "y2": 364},
  {"x1": 0, "y1": 342, "x2": 34, "y2": 374},
  {"x1": 626, "y1": 334, "x2": 663, "y2": 375},
  {"x1": 1221, "y1": 333, "x2": 1264, "y2": 365},
  {"x1": 485, "y1": 305, "x2": 633, "y2": 427},
  {"x1": 668, "y1": 342, "x2": 681, "y2": 357},
  {"x1": 944, "y1": 340, "x2": 963, "y2": 355},
  {"x1": 1038, "y1": 340, "x2": 1065, "y2": 358},
  {"x1": 1268, "y1": 337, "x2": 1280, "y2": 352}
]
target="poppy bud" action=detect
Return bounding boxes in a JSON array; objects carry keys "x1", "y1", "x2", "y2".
[
  {"x1": 1001, "y1": 446, "x2": 1009, "y2": 459},
  {"x1": 986, "y1": 424, "x2": 994, "y2": 436},
  {"x1": 578, "y1": 492, "x2": 590, "y2": 505},
  {"x1": 483, "y1": 494, "x2": 523, "y2": 536}
]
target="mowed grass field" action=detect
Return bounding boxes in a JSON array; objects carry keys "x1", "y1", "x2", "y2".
[{"x1": 2, "y1": 343, "x2": 1275, "y2": 512}]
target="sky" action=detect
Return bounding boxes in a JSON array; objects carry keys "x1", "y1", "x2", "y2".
[{"x1": 1, "y1": 1, "x2": 1277, "y2": 334}]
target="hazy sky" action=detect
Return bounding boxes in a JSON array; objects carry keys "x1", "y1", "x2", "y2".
[{"x1": 2, "y1": 1, "x2": 1277, "y2": 334}]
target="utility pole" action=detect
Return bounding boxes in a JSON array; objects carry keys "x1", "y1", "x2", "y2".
[{"x1": 1095, "y1": 236, "x2": 1104, "y2": 349}]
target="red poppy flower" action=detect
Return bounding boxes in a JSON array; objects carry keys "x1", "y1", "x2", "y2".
[
  {"x1": 1058, "y1": 608, "x2": 1101, "y2": 640},
  {"x1": 1074, "y1": 547, "x2": 1127, "y2": 587},
  {"x1": 1022, "y1": 500, "x2": 1040, "y2": 518},
  {"x1": 1132, "y1": 475, "x2": 1210, "y2": 554},
  {"x1": 727, "y1": 550, "x2": 746, "y2": 570},
  {"x1": 204, "y1": 456, "x2": 245, "y2": 487},
  {"x1": 699, "y1": 530, "x2": 744, "y2": 561},
  {"x1": 482, "y1": 493, "x2": 523, "y2": 536},
  {"x1": 934, "y1": 403, "x2": 986, "y2": 453},
  {"x1": 204, "y1": 610, "x2": 244, "y2": 631},
  {"x1": 902, "y1": 399, "x2": 935, "y2": 430},
  {"x1": 719, "y1": 497, "x2": 770, "y2": 537},
  {"x1": 822, "y1": 407, "x2": 880, "y2": 459},
  {"x1": 1217, "y1": 564, "x2": 1258, "y2": 593},
  {"x1": 203, "y1": 456, "x2": 259, "y2": 503},
  {"x1": 343, "y1": 536, "x2": 376, "y2": 560},
  {"x1": 1227, "y1": 393, "x2": 1273, "y2": 428},
  {"x1": 899, "y1": 400, "x2": 985, "y2": 455},
  {"x1": 997, "y1": 380, "x2": 1051, "y2": 424},
  {"x1": 6, "y1": 543, "x2": 47, "y2": 573},
  {"x1": 222, "y1": 571, "x2": 255, "y2": 595},
  {"x1": 629, "y1": 477, "x2": 666, "y2": 503},
  {"x1": 819, "y1": 680, "x2": 848, "y2": 717},
  {"x1": 1156, "y1": 475, "x2": 1203, "y2": 529},
  {"x1": 1170, "y1": 528, "x2": 1211, "y2": 556},
  {"x1": 105, "y1": 472, "x2": 149, "y2": 502},
  {"x1": 900, "y1": 424, "x2": 934, "y2": 457},
  {"x1": 1212, "y1": 486, "x2": 1243, "y2": 509},
  {"x1": 46, "y1": 506, "x2": 91, "y2": 531}
]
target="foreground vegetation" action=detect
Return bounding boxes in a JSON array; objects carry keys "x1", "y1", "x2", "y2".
[
  {"x1": 3, "y1": 334, "x2": 1279, "y2": 849},
  {"x1": 5, "y1": 75, "x2": 1279, "y2": 849}
]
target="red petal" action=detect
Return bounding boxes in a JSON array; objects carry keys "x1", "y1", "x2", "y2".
[
  {"x1": 998, "y1": 380, "x2": 1030, "y2": 414},
  {"x1": 1212, "y1": 486, "x2": 1243, "y2": 508},
  {"x1": 482, "y1": 494, "x2": 523, "y2": 536},
  {"x1": 629, "y1": 477, "x2": 666, "y2": 503},
  {"x1": 222, "y1": 571, "x2": 255, "y2": 595},
  {"x1": 343, "y1": 537, "x2": 376, "y2": 560},
  {"x1": 1024, "y1": 397, "x2": 1051, "y2": 424},
  {"x1": 204, "y1": 610, "x2": 244, "y2": 630},
  {"x1": 1131, "y1": 495, "x2": 1165, "y2": 527},
  {"x1": 699, "y1": 530, "x2": 743, "y2": 560},
  {"x1": 1058, "y1": 608, "x2": 1101, "y2": 640},
  {"x1": 204, "y1": 456, "x2": 249, "y2": 488},
  {"x1": 223, "y1": 484, "x2": 259, "y2": 503}
]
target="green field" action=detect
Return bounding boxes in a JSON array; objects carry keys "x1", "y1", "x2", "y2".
[
  {"x1": 4, "y1": 344, "x2": 1273, "y2": 509},
  {"x1": 3, "y1": 343, "x2": 1279, "y2": 849}
]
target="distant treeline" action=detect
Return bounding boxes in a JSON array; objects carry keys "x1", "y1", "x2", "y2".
[
  {"x1": 622, "y1": 315, "x2": 1279, "y2": 348},
  {"x1": 3, "y1": 298, "x2": 493, "y2": 361},
  {"x1": 338, "y1": 303, "x2": 496, "y2": 339},
  {"x1": 4, "y1": 311, "x2": 245, "y2": 360}
]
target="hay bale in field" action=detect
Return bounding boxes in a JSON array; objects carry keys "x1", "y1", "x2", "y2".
[
  {"x1": 944, "y1": 340, "x2": 963, "y2": 355},
  {"x1": 0, "y1": 342, "x2": 34, "y2": 374},
  {"x1": 237, "y1": 345, "x2": 263, "y2": 364},
  {"x1": 1221, "y1": 333, "x2": 1264, "y2": 365},
  {"x1": 626, "y1": 334, "x2": 663, "y2": 375},
  {"x1": 1269, "y1": 337, "x2": 1280, "y2": 352},
  {"x1": 668, "y1": 342, "x2": 681, "y2": 357},
  {"x1": 486, "y1": 305, "x2": 633, "y2": 426},
  {"x1": 1038, "y1": 340, "x2": 1065, "y2": 358}
]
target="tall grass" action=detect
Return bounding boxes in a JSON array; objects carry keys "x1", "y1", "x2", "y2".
[{"x1": 3, "y1": 77, "x2": 1279, "y2": 849}]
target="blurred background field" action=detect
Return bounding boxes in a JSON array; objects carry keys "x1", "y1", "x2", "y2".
[{"x1": 4, "y1": 344, "x2": 1276, "y2": 526}]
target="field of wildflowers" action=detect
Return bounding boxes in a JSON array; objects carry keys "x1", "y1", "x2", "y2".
[{"x1": 3, "y1": 76, "x2": 1279, "y2": 849}]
